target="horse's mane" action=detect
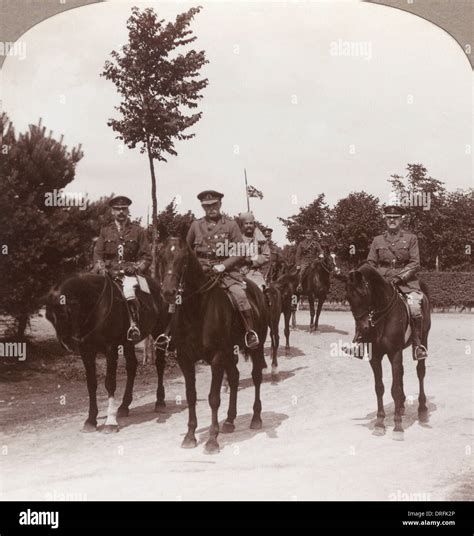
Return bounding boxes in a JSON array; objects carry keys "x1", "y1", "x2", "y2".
[{"x1": 357, "y1": 262, "x2": 392, "y2": 295}]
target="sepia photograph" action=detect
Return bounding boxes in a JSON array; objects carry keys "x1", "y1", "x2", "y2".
[{"x1": 0, "y1": 0, "x2": 472, "y2": 529}]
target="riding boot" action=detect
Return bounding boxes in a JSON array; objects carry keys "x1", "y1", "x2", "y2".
[
  {"x1": 126, "y1": 299, "x2": 141, "y2": 343},
  {"x1": 411, "y1": 315, "x2": 427, "y2": 361},
  {"x1": 240, "y1": 309, "x2": 259, "y2": 350}
]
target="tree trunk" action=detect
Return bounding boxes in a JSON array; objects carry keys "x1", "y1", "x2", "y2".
[
  {"x1": 16, "y1": 313, "x2": 29, "y2": 340},
  {"x1": 144, "y1": 144, "x2": 158, "y2": 364}
]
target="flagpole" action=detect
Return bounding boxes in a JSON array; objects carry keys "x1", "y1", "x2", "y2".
[{"x1": 244, "y1": 168, "x2": 250, "y2": 211}]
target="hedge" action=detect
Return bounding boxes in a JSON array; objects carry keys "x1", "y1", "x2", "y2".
[{"x1": 327, "y1": 271, "x2": 474, "y2": 308}]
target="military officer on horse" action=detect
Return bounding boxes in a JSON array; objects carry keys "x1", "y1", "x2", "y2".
[
  {"x1": 263, "y1": 227, "x2": 285, "y2": 282},
  {"x1": 186, "y1": 190, "x2": 260, "y2": 349},
  {"x1": 92, "y1": 196, "x2": 151, "y2": 343},
  {"x1": 239, "y1": 212, "x2": 270, "y2": 291},
  {"x1": 295, "y1": 228, "x2": 323, "y2": 292},
  {"x1": 367, "y1": 204, "x2": 428, "y2": 360}
]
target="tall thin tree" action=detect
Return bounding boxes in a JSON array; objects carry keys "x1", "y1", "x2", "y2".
[{"x1": 102, "y1": 6, "x2": 208, "y2": 275}]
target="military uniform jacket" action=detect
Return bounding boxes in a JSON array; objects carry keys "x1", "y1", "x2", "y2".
[
  {"x1": 93, "y1": 220, "x2": 151, "y2": 273},
  {"x1": 295, "y1": 238, "x2": 323, "y2": 266},
  {"x1": 367, "y1": 230, "x2": 421, "y2": 291},
  {"x1": 186, "y1": 216, "x2": 245, "y2": 274},
  {"x1": 241, "y1": 228, "x2": 270, "y2": 274}
]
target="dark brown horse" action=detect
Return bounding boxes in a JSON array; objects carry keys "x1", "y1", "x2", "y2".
[
  {"x1": 295, "y1": 248, "x2": 339, "y2": 332},
  {"x1": 345, "y1": 262, "x2": 431, "y2": 436},
  {"x1": 265, "y1": 282, "x2": 282, "y2": 381},
  {"x1": 45, "y1": 273, "x2": 168, "y2": 432},
  {"x1": 274, "y1": 266, "x2": 299, "y2": 353},
  {"x1": 158, "y1": 238, "x2": 268, "y2": 454}
]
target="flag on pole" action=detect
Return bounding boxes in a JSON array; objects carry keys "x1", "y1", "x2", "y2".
[{"x1": 247, "y1": 184, "x2": 263, "y2": 199}]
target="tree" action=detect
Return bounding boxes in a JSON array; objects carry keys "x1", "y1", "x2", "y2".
[
  {"x1": 155, "y1": 199, "x2": 194, "y2": 241},
  {"x1": 388, "y1": 164, "x2": 447, "y2": 269},
  {"x1": 0, "y1": 116, "x2": 84, "y2": 338},
  {"x1": 101, "y1": 6, "x2": 208, "y2": 276},
  {"x1": 330, "y1": 191, "x2": 385, "y2": 267},
  {"x1": 278, "y1": 194, "x2": 330, "y2": 243}
]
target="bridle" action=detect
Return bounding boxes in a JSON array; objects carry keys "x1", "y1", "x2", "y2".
[
  {"x1": 352, "y1": 278, "x2": 399, "y2": 328},
  {"x1": 155, "y1": 249, "x2": 223, "y2": 350}
]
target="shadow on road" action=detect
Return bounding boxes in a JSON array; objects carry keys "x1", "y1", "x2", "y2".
[
  {"x1": 119, "y1": 399, "x2": 188, "y2": 428},
  {"x1": 290, "y1": 323, "x2": 349, "y2": 335},
  {"x1": 354, "y1": 396, "x2": 437, "y2": 434},
  {"x1": 196, "y1": 410, "x2": 289, "y2": 450},
  {"x1": 236, "y1": 366, "x2": 308, "y2": 390}
]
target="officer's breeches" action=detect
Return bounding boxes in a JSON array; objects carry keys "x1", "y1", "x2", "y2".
[
  {"x1": 219, "y1": 273, "x2": 251, "y2": 311},
  {"x1": 245, "y1": 269, "x2": 266, "y2": 291},
  {"x1": 406, "y1": 290, "x2": 423, "y2": 318},
  {"x1": 123, "y1": 276, "x2": 138, "y2": 300}
]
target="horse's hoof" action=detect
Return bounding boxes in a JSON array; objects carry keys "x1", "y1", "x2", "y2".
[
  {"x1": 117, "y1": 407, "x2": 129, "y2": 418},
  {"x1": 285, "y1": 346, "x2": 290, "y2": 355},
  {"x1": 221, "y1": 422, "x2": 235, "y2": 434},
  {"x1": 373, "y1": 426, "x2": 385, "y2": 436},
  {"x1": 418, "y1": 409, "x2": 429, "y2": 423},
  {"x1": 81, "y1": 422, "x2": 97, "y2": 433},
  {"x1": 154, "y1": 401, "x2": 166, "y2": 412},
  {"x1": 392, "y1": 429, "x2": 404, "y2": 441},
  {"x1": 250, "y1": 417, "x2": 262, "y2": 430},
  {"x1": 181, "y1": 436, "x2": 197, "y2": 449},
  {"x1": 102, "y1": 424, "x2": 119, "y2": 434},
  {"x1": 204, "y1": 439, "x2": 220, "y2": 455}
]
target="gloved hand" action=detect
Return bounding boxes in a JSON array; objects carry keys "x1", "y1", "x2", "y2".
[
  {"x1": 212, "y1": 264, "x2": 226, "y2": 274},
  {"x1": 296, "y1": 265, "x2": 301, "y2": 271},
  {"x1": 124, "y1": 263, "x2": 137, "y2": 276},
  {"x1": 391, "y1": 275, "x2": 403, "y2": 285}
]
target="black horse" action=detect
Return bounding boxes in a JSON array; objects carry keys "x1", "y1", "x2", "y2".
[
  {"x1": 345, "y1": 263, "x2": 431, "y2": 436},
  {"x1": 274, "y1": 266, "x2": 299, "y2": 353},
  {"x1": 295, "y1": 248, "x2": 339, "y2": 331},
  {"x1": 45, "y1": 273, "x2": 167, "y2": 433},
  {"x1": 265, "y1": 282, "x2": 282, "y2": 381},
  {"x1": 158, "y1": 237, "x2": 268, "y2": 454}
]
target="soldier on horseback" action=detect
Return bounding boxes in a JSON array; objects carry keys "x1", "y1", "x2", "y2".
[
  {"x1": 92, "y1": 196, "x2": 151, "y2": 343},
  {"x1": 238, "y1": 212, "x2": 270, "y2": 291},
  {"x1": 367, "y1": 204, "x2": 428, "y2": 360},
  {"x1": 186, "y1": 190, "x2": 260, "y2": 350},
  {"x1": 263, "y1": 227, "x2": 285, "y2": 282},
  {"x1": 295, "y1": 228, "x2": 323, "y2": 292}
]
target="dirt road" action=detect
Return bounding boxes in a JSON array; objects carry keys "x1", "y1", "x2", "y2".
[{"x1": 1, "y1": 311, "x2": 472, "y2": 501}]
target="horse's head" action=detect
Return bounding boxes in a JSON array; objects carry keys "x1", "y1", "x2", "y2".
[
  {"x1": 45, "y1": 282, "x2": 81, "y2": 352},
  {"x1": 316, "y1": 246, "x2": 340, "y2": 275},
  {"x1": 345, "y1": 268, "x2": 372, "y2": 342},
  {"x1": 158, "y1": 237, "x2": 189, "y2": 305}
]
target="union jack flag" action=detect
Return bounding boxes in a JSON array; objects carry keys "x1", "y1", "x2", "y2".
[{"x1": 247, "y1": 185, "x2": 263, "y2": 199}]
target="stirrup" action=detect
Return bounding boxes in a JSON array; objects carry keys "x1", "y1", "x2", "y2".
[
  {"x1": 127, "y1": 324, "x2": 141, "y2": 342},
  {"x1": 296, "y1": 284, "x2": 303, "y2": 293},
  {"x1": 154, "y1": 333, "x2": 171, "y2": 351},
  {"x1": 245, "y1": 330, "x2": 260, "y2": 350},
  {"x1": 413, "y1": 345, "x2": 428, "y2": 361}
]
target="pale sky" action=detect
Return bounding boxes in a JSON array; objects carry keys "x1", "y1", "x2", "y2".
[{"x1": 1, "y1": 0, "x2": 472, "y2": 244}]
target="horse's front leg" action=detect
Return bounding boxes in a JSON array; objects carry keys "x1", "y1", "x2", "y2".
[
  {"x1": 314, "y1": 294, "x2": 325, "y2": 332},
  {"x1": 389, "y1": 350, "x2": 405, "y2": 437},
  {"x1": 81, "y1": 350, "x2": 98, "y2": 432},
  {"x1": 369, "y1": 353, "x2": 385, "y2": 434},
  {"x1": 221, "y1": 351, "x2": 239, "y2": 434},
  {"x1": 205, "y1": 353, "x2": 224, "y2": 454},
  {"x1": 179, "y1": 354, "x2": 198, "y2": 449},
  {"x1": 250, "y1": 350, "x2": 264, "y2": 429},
  {"x1": 117, "y1": 342, "x2": 137, "y2": 418},
  {"x1": 308, "y1": 294, "x2": 315, "y2": 332},
  {"x1": 417, "y1": 359, "x2": 428, "y2": 421},
  {"x1": 103, "y1": 345, "x2": 119, "y2": 433},
  {"x1": 284, "y1": 308, "x2": 291, "y2": 353},
  {"x1": 154, "y1": 346, "x2": 166, "y2": 411}
]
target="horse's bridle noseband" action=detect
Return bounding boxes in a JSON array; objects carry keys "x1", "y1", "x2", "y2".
[{"x1": 352, "y1": 280, "x2": 399, "y2": 328}]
